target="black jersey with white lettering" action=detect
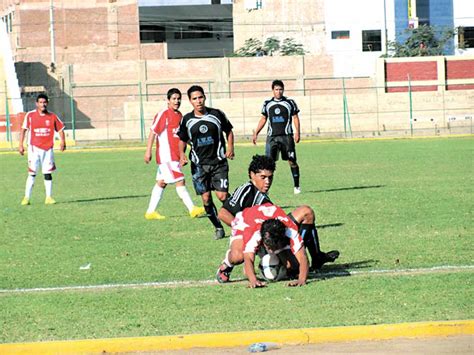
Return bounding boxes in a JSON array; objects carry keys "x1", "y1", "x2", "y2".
[
  {"x1": 261, "y1": 96, "x2": 299, "y2": 136},
  {"x1": 222, "y1": 181, "x2": 272, "y2": 216},
  {"x1": 178, "y1": 107, "x2": 233, "y2": 165}
]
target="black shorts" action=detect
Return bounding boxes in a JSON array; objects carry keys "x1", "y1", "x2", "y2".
[
  {"x1": 265, "y1": 135, "x2": 297, "y2": 162},
  {"x1": 191, "y1": 161, "x2": 229, "y2": 195}
]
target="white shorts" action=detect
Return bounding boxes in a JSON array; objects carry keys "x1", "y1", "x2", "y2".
[
  {"x1": 156, "y1": 161, "x2": 185, "y2": 184},
  {"x1": 28, "y1": 145, "x2": 56, "y2": 175}
]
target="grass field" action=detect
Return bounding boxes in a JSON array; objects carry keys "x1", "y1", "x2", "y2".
[{"x1": 0, "y1": 137, "x2": 472, "y2": 343}]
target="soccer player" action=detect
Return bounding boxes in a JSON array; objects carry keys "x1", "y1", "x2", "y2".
[
  {"x1": 217, "y1": 155, "x2": 339, "y2": 273},
  {"x1": 218, "y1": 203, "x2": 309, "y2": 288},
  {"x1": 252, "y1": 80, "x2": 302, "y2": 194},
  {"x1": 144, "y1": 88, "x2": 205, "y2": 220},
  {"x1": 18, "y1": 93, "x2": 66, "y2": 205},
  {"x1": 178, "y1": 85, "x2": 235, "y2": 240}
]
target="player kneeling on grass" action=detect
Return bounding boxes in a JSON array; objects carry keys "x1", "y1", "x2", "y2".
[
  {"x1": 144, "y1": 88, "x2": 205, "y2": 220},
  {"x1": 217, "y1": 203, "x2": 308, "y2": 288}
]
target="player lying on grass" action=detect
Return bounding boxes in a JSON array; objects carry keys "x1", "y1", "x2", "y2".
[
  {"x1": 218, "y1": 155, "x2": 339, "y2": 272},
  {"x1": 217, "y1": 203, "x2": 309, "y2": 288}
]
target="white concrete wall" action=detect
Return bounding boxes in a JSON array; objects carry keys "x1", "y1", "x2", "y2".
[
  {"x1": 454, "y1": 0, "x2": 474, "y2": 56},
  {"x1": 324, "y1": 0, "x2": 395, "y2": 77}
]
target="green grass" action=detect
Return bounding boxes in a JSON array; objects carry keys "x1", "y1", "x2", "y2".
[{"x1": 0, "y1": 137, "x2": 473, "y2": 342}]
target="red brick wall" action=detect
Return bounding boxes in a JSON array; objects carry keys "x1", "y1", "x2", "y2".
[{"x1": 386, "y1": 61, "x2": 438, "y2": 82}]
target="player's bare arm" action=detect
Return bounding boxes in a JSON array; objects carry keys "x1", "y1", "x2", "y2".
[
  {"x1": 178, "y1": 140, "x2": 188, "y2": 166},
  {"x1": 293, "y1": 114, "x2": 301, "y2": 143},
  {"x1": 288, "y1": 247, "x2": 309, "y2": 287},
  {"x1": 244, "y1": 252, "x2": 266, "y2": 288},
  {"x1": 18, "y1": 128, "x2": 27, "y2": 156},
  {"x1": 59, "y1": 130, "x2": 66, "y2": 152},
  {"x1": 225, "y1": 130, "x2": 235, "y2": 160},
  {"x1": 144, "y1": 131, "x2": 156, "y2": 164},
  {"x1": 252, "y1": 115, "x2": 267, "y2": 145}
]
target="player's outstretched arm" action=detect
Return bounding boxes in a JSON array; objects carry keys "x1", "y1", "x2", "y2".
[
  {"x1": 244, "y1": 252, "x2": 266, "y2": 288},
  {"x1": 288, "y1": 247, "x2": 308, "y2": 287},
  {"x1": 252, "y1": 115, "x2": 267, "y2": 145},
  {"x1": 144, "y1": 131, "x2": 156, "y2": 163}
]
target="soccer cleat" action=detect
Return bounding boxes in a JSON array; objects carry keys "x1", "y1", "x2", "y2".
[
  {"x1": 189, "y1": 206, "x2": 206, "y2": 218},
  {"x1": 311, "y1": 250, "x2": 340, "y2": 270},
  {"x1": 44, "y1": 197, "x2": 56, "y2": 205},
  {"x1": 145, "y1": 211, "x2": 166, "y2": 220},
  {"x1": 294, "y1": 187, "x2": 301, "y2": 194},
  {"x1": 216, "y1": 263, "x2": 234, "y2": 283},
  {"x1": 214, "y1": 228, "x2": 225, "y2": 240},
  {"x1": 21, "y1": 197, "x2": 30, "y2": 206}
]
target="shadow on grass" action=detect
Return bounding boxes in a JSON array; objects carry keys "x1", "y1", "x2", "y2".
[
  {"x1": 307, "y1": 185, "x2": 385, "y2": 194},
  {"x1": 307, "y1": 259, "x2": 379, "y2": 282},
  {"x1": 61, "y1": 194, "x2": 148, "y2": 204}
]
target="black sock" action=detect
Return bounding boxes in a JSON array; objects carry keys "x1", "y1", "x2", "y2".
[
  {"x1": 290, "y1": 166, "x2": 300, "y2": 188},
  {"x1": 205, "y1": 203, "x2": 223, "y2": 229},
  {"x1": 299, "y1": 223, "x2": 323, "y2": 265}
]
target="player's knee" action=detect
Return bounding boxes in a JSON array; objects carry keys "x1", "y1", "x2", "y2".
[
  {"x1": 157, "y1": 181, "x2": 167, "y2": 188},
  {"x1": 229, "y1": 249, "x2": 243, "y2": 265},
  {"x1": 44, "y1": 174, "x2": 52, "y2": 181},
  {"x1": 294, "y1": 205, "x2": 315, "y2": 223}
]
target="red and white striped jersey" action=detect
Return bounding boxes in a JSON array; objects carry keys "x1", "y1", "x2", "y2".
[
  {"x1": 150, "y1": 108, "x2": 182, "y2": 164},
  {"x1": 231, "y1": 203, "x2": 303, "y2": 255},
  {"x1": 22, "y1": 110, "x2": 65, "y2": 150}
]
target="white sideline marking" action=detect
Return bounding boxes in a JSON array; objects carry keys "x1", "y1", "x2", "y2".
[{"x1": 0, "y1": 265, "x2": 473, "y2": 295}]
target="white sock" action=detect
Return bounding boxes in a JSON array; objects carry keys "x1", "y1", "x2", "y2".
[
  {"x1": 44, "y1": 180, "x2": 52, "y2": 198},
  {"x1": 176, "y1": 185, "x2": 195, "y2": 211},
  {"x1": 146, "y1": 184, "x2": 164, "y2": 214},
  {"x1": 25, "y1": 175, "x2": 35, "y2": 198},
  {"x1": 223, "y1": 249, "x2": 233, "y2": 268}
]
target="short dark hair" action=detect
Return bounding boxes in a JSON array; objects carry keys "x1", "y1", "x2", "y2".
[
  {"x1": 167, "y1": 88, "x2": 181, "y2": 100},
  {"x1": 261, "y1": 218, "x2": 288, "y2": 251},
  {"x1": 187, "y1": 85, "x2": 205, "y2": 98},
  {"x1": 248, "y1": 155, "x2": 276, "y2": 177},
  {"x1": 36, "y1": 93, "x2": 49, "y2": 102},
  {"x1": 272, "y1": 80, "x2": 284, "y2": 89}
]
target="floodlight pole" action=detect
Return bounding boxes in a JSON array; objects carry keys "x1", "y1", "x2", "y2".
[{"x1": 49, "y1": 0, "x2": 56, "y2": 67}]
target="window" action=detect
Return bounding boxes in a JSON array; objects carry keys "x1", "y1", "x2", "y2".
[
  {"x1": 175, "y1": 24, "x2": 213, "y2": 40},
  {"x1": 331, "y1": 31, "x2": 350, "y2": 39},
  {"x1": 459, "y1": 26, "x2": 474, "y2": 49},
  {"x1": 362, "y1": 30, "x2": 382, "y2": 51},
  {"x1": 140, "y1": 24, "x2": 166, "y2": 43}
]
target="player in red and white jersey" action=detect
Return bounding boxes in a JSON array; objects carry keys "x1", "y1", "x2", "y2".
[
  {"x1": 18, "y1": 93, "x2": 66, "y2": 205},
  {"x1": 144, "y1": 88, "x2": 205, "y2": 220},
  {"x1": 217, "y1": 203, "x2": 309, "y2": 288}
]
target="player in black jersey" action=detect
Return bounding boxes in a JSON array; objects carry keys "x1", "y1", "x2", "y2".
[
  {"x1": 252, "y1": 80, "x2": 302, "y2": 194},
  {"x1": 216, "y1": 155, "x2": 339, "y2": 282},
  {"x1": 178, "y1": 85, "x2": 234, "y2": 240}
]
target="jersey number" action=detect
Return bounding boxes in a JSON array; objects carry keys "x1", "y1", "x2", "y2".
[{"x1": 220, "y1": 179, "x2": 228, "y2": 188}]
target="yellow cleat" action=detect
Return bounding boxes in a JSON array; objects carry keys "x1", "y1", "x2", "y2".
[
  {"x1": 145, "y1": 211, "x2": 166, "y2": 220},
  {"x1": 21, "y1": 197, "x2": 30, "y2": 206},
  {"x1": 45, "y1": 197, "x2": 56, "y2": 205},
  {"x1": 189, "y1": 206, "x2": 206, "y2": 218}
]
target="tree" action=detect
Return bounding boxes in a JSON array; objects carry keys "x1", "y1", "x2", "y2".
[
  {"x1": 234, "y1": 37, "x2": 305, "y2": 57},
  {"x1": 264, "y1": 37, "x2": 280, "y2": 56},
  {"x1": 280, "y1": 38, "x2": 306, "y2": 56},
  {"x1": 235, "y1": 38, "x2": 263, "y2": 57},
  {"x1": 387, "y1": 25, "x2": 455, "y2": 57}
]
